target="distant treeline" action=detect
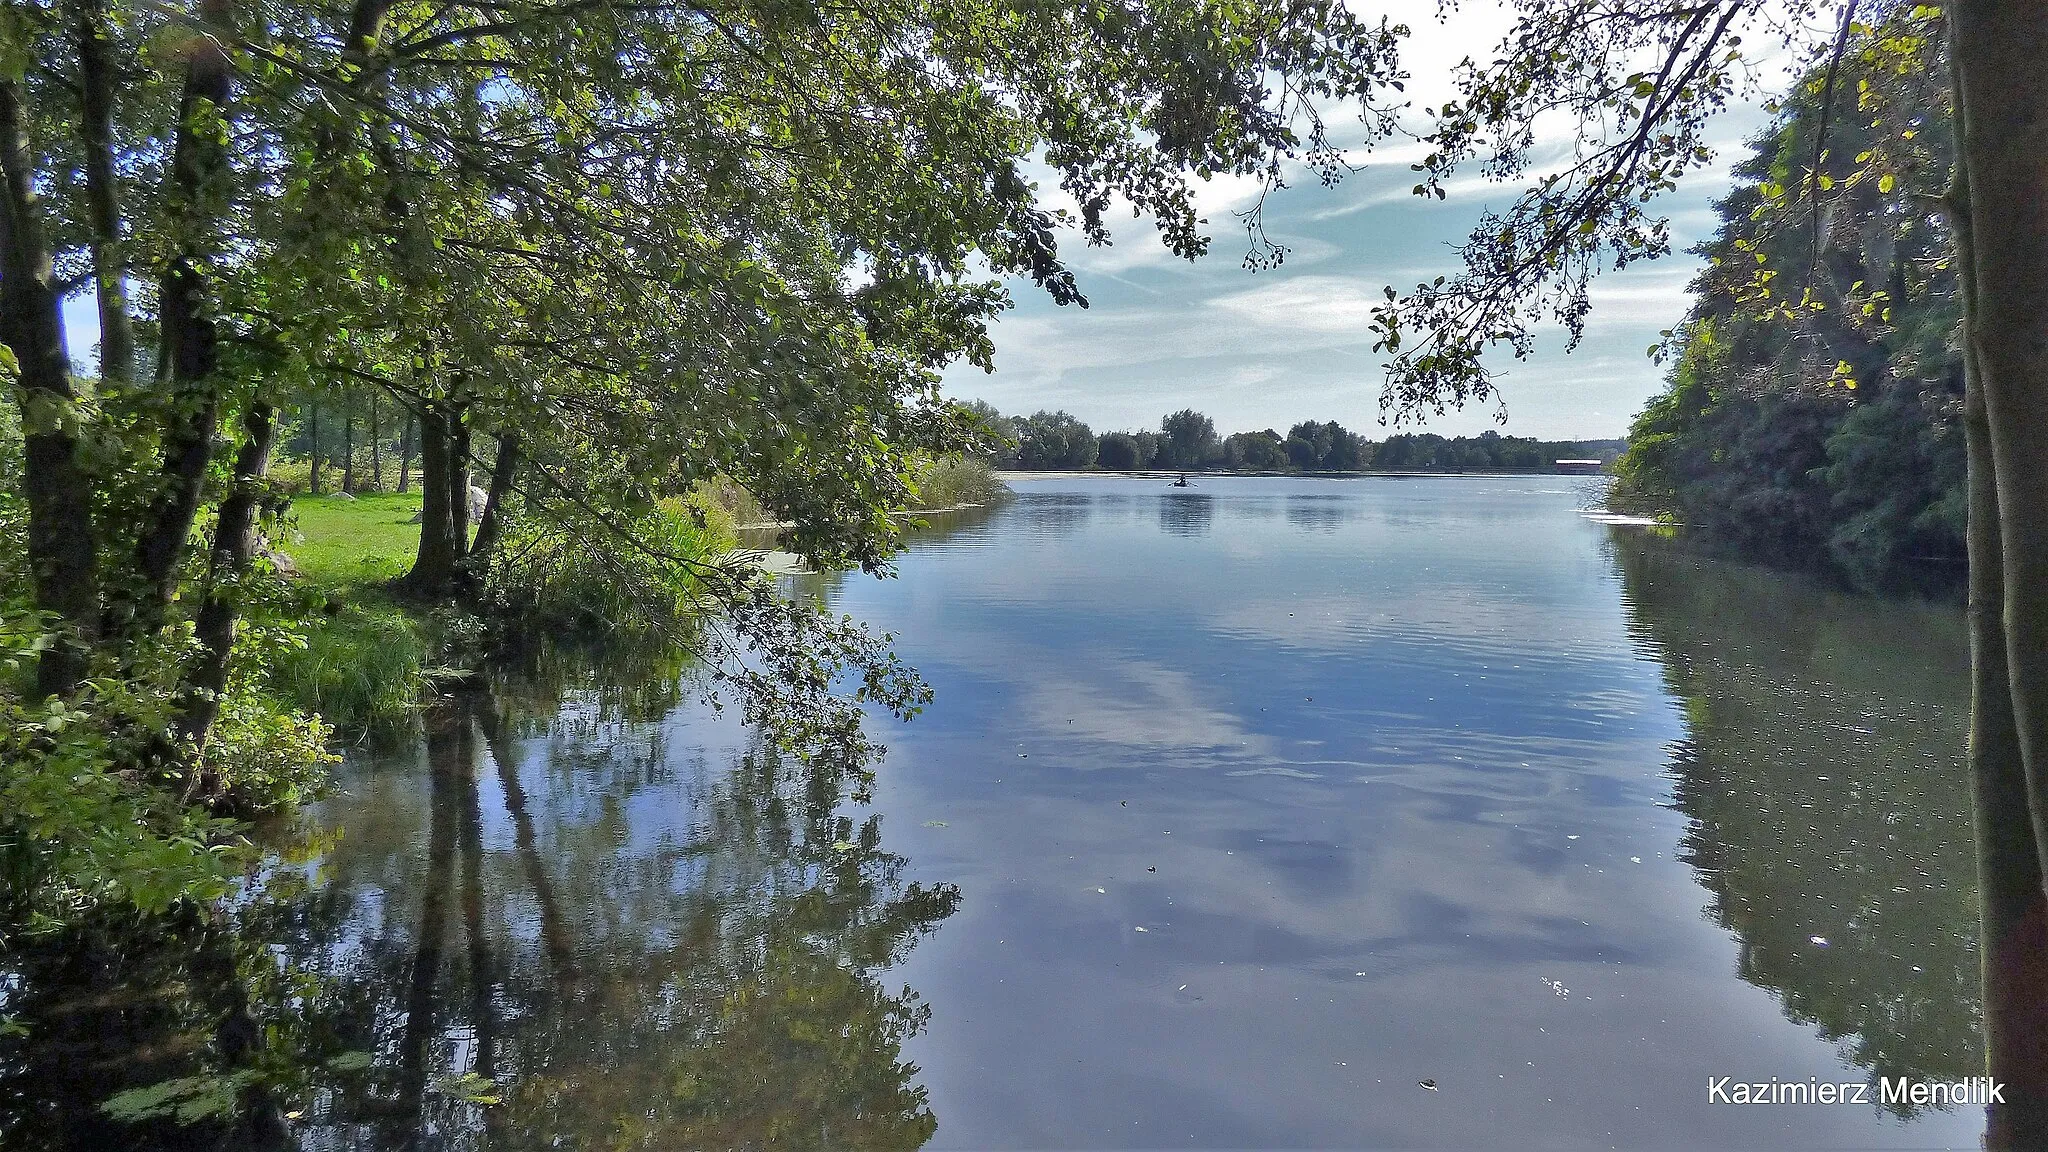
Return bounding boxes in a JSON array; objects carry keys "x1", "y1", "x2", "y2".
[
  {"x1": 1607, "y1": 17, "x2": 1964, "y2": 592},
  {"x1": 967, "y1": 402, "x2": 1623, "y2": 474}
]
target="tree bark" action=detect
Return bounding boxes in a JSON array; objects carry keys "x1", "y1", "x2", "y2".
[
  {"x1": 0, "y1": 79, "x2": 99, "y2": 697},
  {"x1": 1951, "y1": 0, "x2": 2048, "y2": 1140},
  {"x1": 464, "y1": 432, "x2": 518, "y2": 585},
  {"x1": 74, "y1": 0, "x2": 134, "y2": 390},
  {"x1": 130, "y1": 0, "x2": 235, "y2": 634},
  {"x1": 447, "y1": 395, "x2": 471, "y2": 557},
  {"x1": 177, "y1": 401, "x2": 276, "y2": 767},
  {"x1": 408, "y1": 401, "x2": 459, "y2": 593},
  {"x1": 1953, "y1": 160, "x2": 2048, "y2": 1145}
]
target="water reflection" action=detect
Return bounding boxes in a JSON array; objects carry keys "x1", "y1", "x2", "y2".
[
  {"x1": 1156, "y1": 491, "x2": 1215, "y2": 537},
  {"x1": 1, "y1": 479, "x2": 1996, "y2": 1149},
  {"x1": 1283, "y1": 492, "x2": 1357, "y2": 533},
  {"x1": 1613, "y1": 530, "x2": 1981, "y2": 1101},
  {"x1": 1017, "y1": 491, "x2": 1091, "y2": 538},
  {"x1": 0, "y1": 674, "x2": 957, "y2": 1150}
]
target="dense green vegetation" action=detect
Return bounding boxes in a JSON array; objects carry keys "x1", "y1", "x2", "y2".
[
  {"x1": 1609, "y1": 19, "x2": 1966, "y2": 591},
  {"x1": 1, "y1": 0, "x2": 1409, "y2": 938},
  {"x1": 975, "y1": 400, "x2": 1622, "y2": 473}
]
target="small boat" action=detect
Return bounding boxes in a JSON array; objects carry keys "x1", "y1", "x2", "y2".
[{"x1": 1169, "y1": 474, "x2": 1192, "y2": 488}]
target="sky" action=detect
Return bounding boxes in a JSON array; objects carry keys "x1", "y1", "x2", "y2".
[{"x1": 940, "y1": 3, "x2": 1782, "y2": 442}]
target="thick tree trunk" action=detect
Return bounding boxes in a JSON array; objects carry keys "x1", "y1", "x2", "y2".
[
  {"x1": 0, "y1": 80, "x2": 99, "y2": 697},
  {"x1": 74, "y1": 0, "x2": 134, "y2": 389},
  {"x1": 177, "y1": 402, "x2": 277, "y2": 767},
  {"x1": 1958, "y1": 184, "x2": 2048, "y2": 1143},
  {"x1": 130, "y1": 0, "x2": 234, "y2": 634},
  {"x1": 408, "y1": 402, "x2": 459, "y2": 593},
  {"x1": 447, "y1": 396, "x2": 471, "y2": 557},
  {"x1": 1951, "y1": 1, "x2": 2048, "y2": 1140}
]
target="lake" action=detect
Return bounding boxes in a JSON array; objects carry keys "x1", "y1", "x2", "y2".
[{"x1": 2, "y1": 475, "x2": 1984, "y2": 1149}]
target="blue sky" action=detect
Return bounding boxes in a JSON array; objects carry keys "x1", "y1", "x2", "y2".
[{"x1": 943, "y1": 5, "x2": 1779, "y2": 442}]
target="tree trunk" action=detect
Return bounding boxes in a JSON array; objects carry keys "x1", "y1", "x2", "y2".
[
  {"x1": 1954, "y1": 164, "x2": 2048, "y2": 1146},
  {"x1": 74, "y1": 0, "x2": 134, "y2": 390},
  {"x1": 369, "y1": 390, "x2": 383, "y2": 490},
  {"x1": 308, "y1": 401, "x2": 323, "y2": 495},
  {"x1": 177, "y1": 401, "x2": 276, "y2": 767},
  {"x1": 447, "y1": 396, "x2": 471, "y2": 558},
  {"x1": 462, "y1": 432, "x2": 519, "y2": 593},
  {"x1": 340, "y1": 403, "x2": 356, "y2": 493},
  {"x1": 398, "y1": 411, "x2": 413, "y2": 492},
  {"x1": 1951, "y1": 1, "x2": 2048, "y2": 1140},
  {"x1": 408, "y1": 401, "x2": 459, "y2": 594},
  {"x1": 129, "y1": 0, "x2": 234, "y2": 635},
  {"x1": 0, "y1": 79, "x2": 99, "y2": 698}
]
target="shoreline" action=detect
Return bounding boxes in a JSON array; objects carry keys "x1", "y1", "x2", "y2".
[{"x1": 994, "y1": 468, "x2": 1611, "y2": 481}]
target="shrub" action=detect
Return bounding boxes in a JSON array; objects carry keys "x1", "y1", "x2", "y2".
[
  {"x1": 908, "y1": 455, "x2": 1009, "y2": 510},
  {"x1": 490, "y1": 494, "x2": 737, "y2": 640}
]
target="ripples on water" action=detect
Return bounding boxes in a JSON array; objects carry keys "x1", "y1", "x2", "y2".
[{"x1": 0, "y1": 476, "x2": 1982, "y2": 1149}]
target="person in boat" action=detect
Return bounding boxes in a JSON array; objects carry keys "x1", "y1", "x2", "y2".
[{"x1": 1170, "y1": 474, "x2": 1191, "y2": 487}]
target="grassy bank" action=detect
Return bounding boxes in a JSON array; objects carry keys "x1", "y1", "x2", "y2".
[
  {"x1": 269, "y1": 465, "x2": 993, "y2": 743},
  {"x1": 268, "y1": 493, "x2": 436, "y2": 742}
]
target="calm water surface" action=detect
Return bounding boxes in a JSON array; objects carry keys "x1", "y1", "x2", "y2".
[{"x1": 3, "y1": 476, "x2": 1982, "y2": 1149}]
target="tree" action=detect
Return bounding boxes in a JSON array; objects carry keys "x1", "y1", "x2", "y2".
[
  {"x1": 1015, "y1": 410, "x2": 1098, "y2": 470},
  {"x1": 1609, "y1": 56, "x2": 1965, "y2": 589},
  {"x1": 1159, "y1": 409, "x2": 1219, "y2": 469},
  {"x1": 1132, "y1": 431, "x2": 1165, "y2": 469},
  {"x1": 1224, "y1": 429, "x2": 1288, "y2": 470},
  {"x1": 1285, "y1": 419, "x2": 1364, "y2": 470},
  {"x1": 1344, "y1": 0, "x2": 2048, "y2": 1132},
  {"x1": 1096, "y1": 431, "x2": 1143, "y2": 470},
  {"x1": 0, "y1": 0, "x2": 1409, "y2": 924}
]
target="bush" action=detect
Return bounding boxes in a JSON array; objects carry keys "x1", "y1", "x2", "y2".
[
  {"x1": 695, "y1": 475, "x2": 773, "y2": 528},
  {"x1": 909, "y1": 455, "x2": 1009, "y2": 510},
  {"x1": 1, "y1": 597, "x2": 334, "y2": 931},
  {"x1": 490, "y1": 493, "x2": 737, "y2": 640}
]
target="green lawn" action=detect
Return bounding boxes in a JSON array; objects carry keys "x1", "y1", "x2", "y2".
[
  {"x1": 271, "y1": 492, "x2": 430, "y2": 739},
  {"x1": 286, "y1": 492, "x2": 422, "y2": 590}
]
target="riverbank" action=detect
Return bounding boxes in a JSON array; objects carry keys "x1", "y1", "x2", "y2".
[{"x1": 267, "y1": 492, "x2": 446, "y2": 741}]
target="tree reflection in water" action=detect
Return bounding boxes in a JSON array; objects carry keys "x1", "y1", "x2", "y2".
[
  {"x1": 1, "y1": 662, "x2": 959, "y2": 1151},
  {"x1": 1612, "y1": 530, "x2": 1981, "y2": 1112}
]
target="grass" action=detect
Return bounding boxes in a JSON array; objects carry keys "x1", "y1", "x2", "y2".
[
  {"x1": 268, "y1": 492, "x2": 433, "y2": 741},
  {"x1": 284, "y1": 492, "x2": 423, "y2": 589}
]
